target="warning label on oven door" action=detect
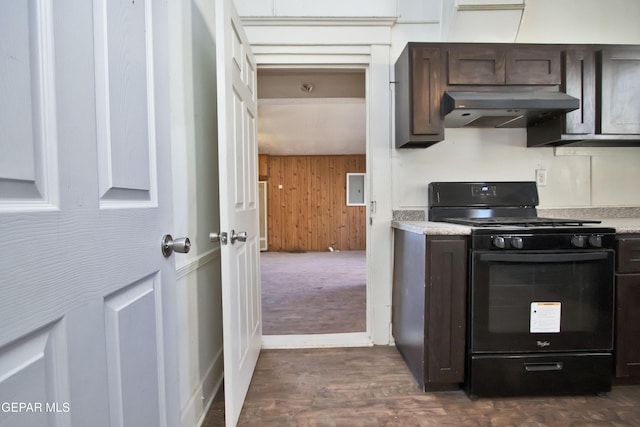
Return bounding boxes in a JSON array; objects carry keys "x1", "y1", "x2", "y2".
[{"x1": 530, "y1": 302, "x2": 561, "y2": 333}]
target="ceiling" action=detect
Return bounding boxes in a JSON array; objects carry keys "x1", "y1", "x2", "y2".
[{"x1": 257, "y1": 69, "x2": 366, "y2": 156}]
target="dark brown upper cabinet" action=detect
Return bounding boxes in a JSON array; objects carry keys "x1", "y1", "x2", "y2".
[
  {"x1": 395, "y1": 42, "x2": 640, "y2": 149},
  {"x1": 563, "y1": 47, "x2": 596, "y2": 135},
  {"x1": 395, "y1": 43, "x2": 564, "y2": 148},
  {"x1": 447, "y1": 44, "x2": 561, "y2": 86},
  {"x1": 528, "y1": 45, "x2": 640, "y2": 146},
  {"x1": 395, "y1": 44, "x2": 444, "y2": 148},
  {"x1": 600, "y1": 47, "x2": 640, "y2": 135},
  {"x1": 448, "y1": 45, "x2": 505, "y2": 85},
  {"x1": 506, "y1": 46, "x2": 562, "y2": 85}
]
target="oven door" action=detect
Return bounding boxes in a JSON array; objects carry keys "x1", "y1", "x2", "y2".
[{"x1": 470, "y1": 250, "x2": 615, "y2": 353}]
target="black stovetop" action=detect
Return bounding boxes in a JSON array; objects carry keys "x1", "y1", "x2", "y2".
[{"x1": 427, "y1": 181, "x2": 613, "y2": 239}]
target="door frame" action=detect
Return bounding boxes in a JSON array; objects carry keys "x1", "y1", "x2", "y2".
[
  {"x1": 245, "y1": 22, "x2": 394, "y2": 347},
  {"x1": 258, "y1": 64, "x2": 370, "y2": 349}
]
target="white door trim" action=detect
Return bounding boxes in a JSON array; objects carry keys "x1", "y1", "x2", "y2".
[{"x1": 245, "y1": 22, "x2": 394, "y2": 346}]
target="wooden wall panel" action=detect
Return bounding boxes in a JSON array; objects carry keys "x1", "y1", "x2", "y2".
[
  {"x1": 258, "y1": 154, "x2": 269, "y2": 180},
  {"x1": 264, "y1": 155, "x2": 366, "y2": 252}
]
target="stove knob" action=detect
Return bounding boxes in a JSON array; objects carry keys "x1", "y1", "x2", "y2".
[
  {"x1": 571, "y1": 235, "x2": 587, "y2": 248},
  {"x1": 492, "y1": 236, "x2": 506, "y2": 249},
  {"x1": 588, "y1": 235, "x2": 602, "y2": 248},
  {"x1": 510, "y1": 236, "x2": 524, "y2": 249}
]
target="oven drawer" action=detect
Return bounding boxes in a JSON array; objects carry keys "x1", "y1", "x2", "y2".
[{"x1": 466, "y1": 353, "x2": 612, "y2": 398}]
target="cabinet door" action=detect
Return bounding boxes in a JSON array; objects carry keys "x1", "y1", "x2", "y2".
[
  {"x1": 412, "y1": 47, "x2": 444, "y2": 136},
  {"x1": 616, "y1": 274, "x2": 640, "y2": 378},
  {"x1": 448, "y1": 45, "x2": 505, "y2": 85},
  {"x1": 617, "y1": 236, "x2": 640, "y2": 273},
  {"x1": 600, "y1": 47, "x2": 640, "y2": 134},
  {"x1": 506, "y1": 46, "x2": 561, "y2": 85},
  {"x1": 564, "y1": 48, "x2": 596, "y2": 134},
  {"x1": 425, "y1": 237, "x2": 467, "y2": 385}
]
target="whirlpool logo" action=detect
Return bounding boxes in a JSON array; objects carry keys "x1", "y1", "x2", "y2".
[{"x1": 536, "y1": 340, "x2": 551, "y2": 348}]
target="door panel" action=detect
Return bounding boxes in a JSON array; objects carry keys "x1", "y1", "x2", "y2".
[
  {"x1": 94, "y1": 0, "x2": 155, "y2": 205},
  {"x1": 104, "y1": 275, "x2": 161, "y2": 427},
  {"x1": 215, "y1": 0, "x2": 262, "y2": 424},
  {"x1": 0, "y1": 325, "x2": 68, "y2": 427},
  {"x1": 0, "y1": 0, "x2": 57, "y2": 205},
  {"x1": 0, "y1": 1, "x2": 178, "y2": 426}
]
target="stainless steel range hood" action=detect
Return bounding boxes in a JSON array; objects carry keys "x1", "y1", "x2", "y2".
[{"x1": 443, "y1": 91, "x2": 580, "y2": 128}]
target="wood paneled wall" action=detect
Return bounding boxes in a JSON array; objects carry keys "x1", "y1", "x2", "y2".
[{"x1": 261, "y1": 155, "x2": 366, "y2": 252}]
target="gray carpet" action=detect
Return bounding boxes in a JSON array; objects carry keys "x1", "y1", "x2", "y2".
[{"x1": 261, "y1": 250, "x2": 366, "y2": 335}]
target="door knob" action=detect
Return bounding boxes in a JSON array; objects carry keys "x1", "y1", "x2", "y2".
[
  {"x1": 209, "y1": 232, "x2": 228, "y2": 245},
  {"x1": 161, "y1": 234, "x2": 191, "y2": 257},
  {"x1": 230, "y1": 230, "x2": 247, "y2": 244}
]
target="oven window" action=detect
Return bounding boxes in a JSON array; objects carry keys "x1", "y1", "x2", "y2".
[
  {"x1": 487, "y1": 262, "x2": 600, "y2": 334},
  {"x1": 470, "y1": 250, "x2": 615, "y2": 352}
]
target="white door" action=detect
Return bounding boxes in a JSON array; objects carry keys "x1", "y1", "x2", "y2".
[
  {"x1": 0, "y1": 1, "x2": 178, "y2": 426},
  {"x1": 214, "y1": 0, "x2": 262, "y2": 425}
]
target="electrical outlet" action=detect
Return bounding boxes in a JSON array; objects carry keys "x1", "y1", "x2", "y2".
[{"x1": 536, "y1": 169, "x2": 548, "y2": 187}]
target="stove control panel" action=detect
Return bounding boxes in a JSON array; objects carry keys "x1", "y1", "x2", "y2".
[{"x1": 481, "y1": 230, "x2": 615, "y2": 251}]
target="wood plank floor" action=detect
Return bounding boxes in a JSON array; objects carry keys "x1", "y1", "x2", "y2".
[{"x1": 202, "y1": 346, "x2": 640, "y2": 426}]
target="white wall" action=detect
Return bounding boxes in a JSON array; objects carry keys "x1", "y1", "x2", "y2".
[
  {"x1": 393, "y1": 130, "x2": 640, "y2": 209},
  {"x1": 168, "y1": 1, "x2": 224, "y2": 426},
  {"x1": 517, "y1": 0, "x2": 640, "y2": 44}
]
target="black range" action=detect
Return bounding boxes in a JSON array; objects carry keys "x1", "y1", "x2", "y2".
[{"x1": 428, "y1": 181, "x2": 616, "y2": 399}]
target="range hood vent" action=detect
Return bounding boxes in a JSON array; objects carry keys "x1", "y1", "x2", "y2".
[{"x1": 443, "y1": 91, "x2": 580, "y2": 128}]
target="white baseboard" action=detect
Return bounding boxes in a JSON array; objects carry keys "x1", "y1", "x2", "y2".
[
  {"x1": 261, "y1": 332, "x2": 372, "y2": 349},
  {"x1": 182, "y1": 348, "x2": 224, "y2": 427}
]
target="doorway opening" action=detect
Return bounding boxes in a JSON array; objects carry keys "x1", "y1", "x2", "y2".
[{"x1": 256, "y1": 68, "x2": 368, "y2": 343}]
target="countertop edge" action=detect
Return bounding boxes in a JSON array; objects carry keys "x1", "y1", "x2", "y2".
[{"x1": 392, "y1": 220, "x2": 472, "y2": 235}]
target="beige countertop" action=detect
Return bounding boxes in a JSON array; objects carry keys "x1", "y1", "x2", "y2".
[
  {"x1": 596, "y1": 218, "x2": 640, "y2": 234},
  {"x1": 391, "y1": 220, "x2": 472, "y2": 235}
]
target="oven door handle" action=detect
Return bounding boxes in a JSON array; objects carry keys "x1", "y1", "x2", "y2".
[{"x1": 479, "y1": 252, "x2": 610, "y2": 263}]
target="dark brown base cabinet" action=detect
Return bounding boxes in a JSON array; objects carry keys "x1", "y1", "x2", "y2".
[
  {"x1": 392, "y1": 230, "x2": 467, "y2": 391},
  {"x1": 615, "y1": 235, "x2": 640, "y2": 381}
]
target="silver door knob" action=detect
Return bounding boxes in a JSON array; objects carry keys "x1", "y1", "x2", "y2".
[
  {"x1": 209, "y1": 232, "x2": 228, "y2": 245},
  {"x1": 161, "y1": 234, "x2": 191, "y2": 257},
  {"x1": 230, "y1": 230, "x2": 247, "y2": 244}
]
